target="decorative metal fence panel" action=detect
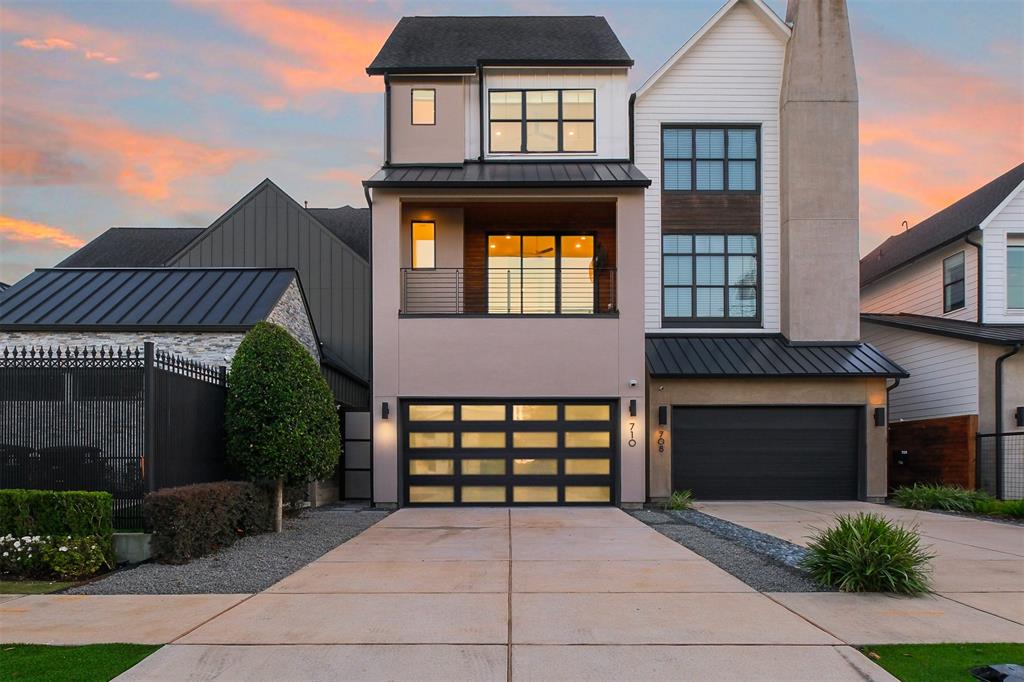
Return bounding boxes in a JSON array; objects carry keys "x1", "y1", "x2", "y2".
[
  {"x1": 977, "y1": 432, "x2": 1024, "y2": 500},
  {"x1": 0, "y1": 343, "x2": 228, "y2": 528}
]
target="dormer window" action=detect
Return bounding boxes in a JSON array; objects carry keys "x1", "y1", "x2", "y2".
[
  {"x1": 411, "y1": 89, "x2": 435, "y2": 125},
  {"x1": 489, "y1": 89, "x2": 595, "y2": 154}
]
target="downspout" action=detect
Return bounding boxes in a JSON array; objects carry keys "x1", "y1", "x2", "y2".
[
  {"x1": 628, "y1": 92, "x2": 636, "y2": 163},
  {"x1": 363, "y1": 184, "x2": 375, "y2": 506},
  {"x1": 477, "y1": 64, "x2": 485, "y2": 161},
  {"x1": 994, "y1": 343, "x2": 1021, "y2": 498},
  {"x1": 965, "y1": 227, "x2": 983, "y2": 322},
  {"x1": 384, "y1": 75, "x2": 392, "y2": 166}
]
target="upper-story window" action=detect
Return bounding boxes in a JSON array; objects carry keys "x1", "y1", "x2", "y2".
[
  {"x1": 942, "y1": 251, "x2": 965, "y2": 313},
  {"x1": 412, "y1": 221, "x2": 435, "y2": 269},
  {"x1": 489, "y1": 89, "x2": 595, "y2": 154},
  {"x1": 662, "y1": 126, "x2": 758, "y2": 191},
  {"x1": 1008, "y1": 237, "x2": 1024, "y2": 309},
  {"x1": 663, "y1": 234, "x2": 759, "y2": 323},
  {"x1": 411, "y1": 89, "x2": 435, "y2": 125}
]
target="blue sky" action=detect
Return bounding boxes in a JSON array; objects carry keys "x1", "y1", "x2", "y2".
[{"x1": 1, "y1": 0, "x2": 1021, "y2": 282}]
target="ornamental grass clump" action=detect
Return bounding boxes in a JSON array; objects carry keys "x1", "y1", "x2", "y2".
[
  {"x1": 802, "y1": 512, "x2": 934, "y2": 595},
  {"x1": 892, "y1": 483, "x2": 986, "y2": 512},
  {"x1": 664, "y1": 489, "x2": 695, "y2": 510}
]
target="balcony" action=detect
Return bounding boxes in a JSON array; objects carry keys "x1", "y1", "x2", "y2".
[{"x1": 401, "y1": 266, "x2": 617, "y2": 316}]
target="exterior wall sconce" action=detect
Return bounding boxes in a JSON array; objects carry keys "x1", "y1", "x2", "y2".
[
  {"x1": 381, "y1": 401, "x2": 390, "y2": 420},
  {"x1": 873, "y1": 407, "x2": 886, "y2": 427},
  {"x1": 1016, "y1": 406, "x2": 1024, "y2": 427},
  {"x1": 658, "y1": 405, "x2": 668, "y2": 426},
  {"x1": 629, "y1": 399, "x2": 637, "y2": 417}
]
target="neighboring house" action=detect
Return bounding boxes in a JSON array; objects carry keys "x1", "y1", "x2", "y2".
[
  {"x1": 635, "y1": 0, "x2": 905, "y2": 502},
  {"x1": 364, "y1": 16, "x2": 651, "y2": 507},
  {"x1": 860, "y1": 164, "x2": 1024, "y2": 495},
  {"x1": 56, "y1": 228, "x2": 205, "y2": 267}
]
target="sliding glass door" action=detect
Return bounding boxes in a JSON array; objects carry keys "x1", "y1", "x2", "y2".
[{"x1": 487, "y1": 234, "x2": 595, "y2": 314}]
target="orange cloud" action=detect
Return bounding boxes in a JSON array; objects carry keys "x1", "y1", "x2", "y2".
[
  {"x1": 16, "y1": 37, "x2": 77, "y2": 51},
  {"x1": 0, "y1": 215, "x2": 84, "y2": 249},
  {"x1": 857, "y1": 31, "x2": 1024, "y2": 253},
  {"x1": 191, "y1": 1, "x2": 389, "y2": 98}
]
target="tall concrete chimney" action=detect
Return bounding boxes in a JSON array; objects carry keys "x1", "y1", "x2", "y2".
[{"x1": 779, "y1": 0, "x2": 860, "y2": 342}]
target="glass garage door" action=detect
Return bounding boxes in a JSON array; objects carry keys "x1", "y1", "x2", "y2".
[{"x1": 402, "y1": 399, "x2": 617, "y2": 505}]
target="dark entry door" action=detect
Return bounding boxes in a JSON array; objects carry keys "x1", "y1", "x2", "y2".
[{"x1": 671, "y1": 406, "x2": 860, "y2": 500}]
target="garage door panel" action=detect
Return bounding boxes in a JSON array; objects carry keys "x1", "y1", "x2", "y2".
[{"x1": 672, "y1": 406, "x2": 860, "y2": 500}]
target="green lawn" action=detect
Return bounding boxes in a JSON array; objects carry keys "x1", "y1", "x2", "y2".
[
  {"x1": 0, "y1": 581, "x2": 74, "y2": 595},
  {"x1": 0, "y1": 644, "x2": 160, "y2": 682},
  {"x1": 862, "y1": 643, "x2": 1024, "y2": 682}
]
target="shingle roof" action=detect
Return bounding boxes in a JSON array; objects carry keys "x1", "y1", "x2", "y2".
[
  {"x1": 860, "y1": 163, "x2": 1024, "y2": 286},
  {"x1": 646, "y1": 335, "x2": 907, "y2": 378},
  {"x1": 364, "y1": 162, "x2": 650, "y2": 188},
  {"x1": 56, "y1": 227, "x2": 204, "y2": 268},
  {"x1": 861, "y1": 313, "x2": 1024, "y2": 345},
  {"x1": 306, "y1": 206, "x2": 369, "y2": 260},
  {"x1": 0, "y1": 268, "x2": 299, "y2": 330},
  {"x1": 366, "y1": 16, "x2": 633, "y2": 74}
]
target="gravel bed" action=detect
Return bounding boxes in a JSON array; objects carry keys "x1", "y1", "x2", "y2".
[
  {"x1": 666, "y1": 508, "x2": 811, "y2": 568},
  {"x1": 68, "y1": 506, "x2": 389, "y2": 595},
  {"x1": 630, "y1": 509, "x2": 827, "y2": 593}
]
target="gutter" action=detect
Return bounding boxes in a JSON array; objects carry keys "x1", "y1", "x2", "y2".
[
  {"x1": 477, "y1": 64, "x2": 485, "y2": 161},
  {"x1": 628, "y1": 92, "x2": 636, "y2": 163},
  {"x1": 994, "y1": 342, "x2": 1021, "y2": 499},
  {"x1": 965, "y1": 227, "x2": 983, "y2": 322},
  {"x1": 363, "y1": 184, "x2": 376, "y2": 506}
]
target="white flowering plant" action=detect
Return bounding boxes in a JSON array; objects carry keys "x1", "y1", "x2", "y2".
[{"x1": 0, "y1": 533, "x2": 110, "y2": 579}]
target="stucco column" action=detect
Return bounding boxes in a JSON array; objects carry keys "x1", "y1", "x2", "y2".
[
  {"x1": 617, "y1": 190, "x2": 647, "y2": 504},
  {"x1": 372, "y1": 191, "x2": 402, "y2": 504}
]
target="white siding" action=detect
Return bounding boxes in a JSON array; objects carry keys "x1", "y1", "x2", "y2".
[
  {"x1": 634, "y1": 2, "x2": 784, "y2": 333},
  {"x1": 464, "y1": 74, "x2": 480, "y2": 161},
  {"x1": 476, "y1": 67, "x2": 630, "y2": 160},
  {"x1": 861, "y1": 322, "x2": 979, "y2": 422},
  {"x1": 982, "y1": 183, "x2": 1024, "y2": 323},
  {"x1": 860, "y1": 240, "x2": 979, "y2": 321}
]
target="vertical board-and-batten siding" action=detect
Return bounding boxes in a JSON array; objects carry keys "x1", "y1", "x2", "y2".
[
  {"x1": 860, "y1": 322, "x2": 979, "y2": 422},
  {"x1": 982, "y1": 183, "x2": 1024, "y2": 323},
  {"x1": 634, "y1": 2, "x2": 784, "y2": 333},
  {"x1": 860, "y1": 240, "x2": 979, "y2": 321},
  {"x1": 173, "y1": 182, "x2": 370, "y2": 382}
]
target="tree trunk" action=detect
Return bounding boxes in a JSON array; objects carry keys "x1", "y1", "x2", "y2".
[{"x1": 274, "y1": 478, "x2": 284, "y2": 533}]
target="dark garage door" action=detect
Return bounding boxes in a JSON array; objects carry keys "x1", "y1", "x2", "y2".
[{"x1": 671, "y1": 407, "x2": 861, "y2": 500}]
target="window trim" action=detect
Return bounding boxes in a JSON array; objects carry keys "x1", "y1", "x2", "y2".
[
  {"x1": 410, "y1": 88, "x2": 436, "y2": 126},
  {"x1": 411, "y1": 220, "x2": 436, "y2": 270},
  {"x1": 660, "y1": 232, "x2": 762, "y2": 327},
  {"x1": 660, "y1": 124, "x2": 761, "y2": 193},
  {"x1": 1007, "y1": 241, "x2": 1024, "y2": 310},
  {"x1": 488, "y1": 88, "x2": 596, "y2": 155},
  {"x1": 942, "y1": 250, "x2": 966, "y2": 313}
]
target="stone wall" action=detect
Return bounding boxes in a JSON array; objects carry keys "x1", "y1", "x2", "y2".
[
  {"x1": 2, "y1": 331, "x2": 245, "y2": 367},
  {"x1": 266, "y1": 278, "x2": 320, "y2": 361}
]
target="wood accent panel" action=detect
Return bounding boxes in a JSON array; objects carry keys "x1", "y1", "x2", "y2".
[
  {"x1": 888, "y1": 415, "x2": 978, "y2": 491},
  {"x1": 661, "y1": 193, "x2": 760, "y2": 233}
]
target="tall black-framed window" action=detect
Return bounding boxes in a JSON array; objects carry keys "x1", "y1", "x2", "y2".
[
  {"x1": 662, "y1": 126, "x2": 759, "y2": 192},
  {"x1": 943, "y1": 251, "x2": 966, "y2": 313},
  {"x1": 662, "y1": 234, "x2": 759, "y2": 324},
  {"x1": 488, "y1": 89, "x2": 595, "y2": 154}
]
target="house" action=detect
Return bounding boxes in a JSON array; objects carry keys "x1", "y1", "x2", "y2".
[
  {"x1": 635, "y1": 0, "x2": 905, "y2": 502},
  {"x1": 860, "y1": 164, "x2": 1024, "y2": 496},
  {"x1": 364, "y1": 16, "x2": 650, "y2": 507}
]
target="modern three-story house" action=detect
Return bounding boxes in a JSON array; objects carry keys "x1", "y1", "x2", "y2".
[{"x1": 363, "y1": 17, "x2": 650, "y2": 507}]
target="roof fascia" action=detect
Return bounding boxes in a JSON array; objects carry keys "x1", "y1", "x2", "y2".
[{"x1": 979, "y1": 178, "x2": 1024, "y2": 230}]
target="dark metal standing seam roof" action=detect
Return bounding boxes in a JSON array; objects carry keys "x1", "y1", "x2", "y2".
[
  {"x1": 646, "y1": 335, "x2": 908, "y2": 378},
  {"x1": 0, "y1": 268, "x2": 299, "y2": 331},
  {"x1": 366, "y1": 16, "x2": 633, "y2": 74},
  {"x1": 364, "y1": 162, "x2": 650, "y2": 188},
  {"x1": 861, "y1": 313, "x2": 1024, "y2": 344}
]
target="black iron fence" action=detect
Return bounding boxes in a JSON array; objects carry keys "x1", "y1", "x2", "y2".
[
  {"x1": 977, "y1": 432, "x2": 1024, "y2": 500},
  {"x1": 0, "y1": 343, "x2": 228, "y2": 528}
]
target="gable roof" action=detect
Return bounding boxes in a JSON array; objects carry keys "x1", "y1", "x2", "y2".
[
  {"x1": 861, "y1": 163, "x2": 1024, "y2": 287},
  {"x1": 306, "y1": 206, "x2": 369, "y2": 260},
  {"x1": 0, "y1": 268, "x2": 301, "y2": 331},
  {"x1": 57, "y1": 227, "x2": 204, "y2": 268},
  {"x1": 861, "y1": 313, "x2": 1024, "y2": 345},
  {"x1": 635, "y1": 0, "x2": 789, "y2": 99},
  {"x1": 366, "y1": 16, "x2": 632, "y2": 75}
]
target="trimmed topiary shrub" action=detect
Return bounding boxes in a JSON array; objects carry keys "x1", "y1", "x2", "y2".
[
  {"x1": 892, "y1": 483, "x2": 987, "y2": 512},
  {"x1": 802, "y1": 513, "x2": 934, "y2": 594},
  {"x1": 144, "y1": 481, "x2": 271, "y2": 564},
  {"x1": 0, "y1": 490, "x2": 114, "y2": 579},
  {"x1": 225, "y1": 322, "x2": 340, "y2": 531}
]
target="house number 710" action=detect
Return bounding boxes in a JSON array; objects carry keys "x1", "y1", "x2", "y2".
[{"x1": 628, "y1": 422, "x2": 636, "y2": 448}]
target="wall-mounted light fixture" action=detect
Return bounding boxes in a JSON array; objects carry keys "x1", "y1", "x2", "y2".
[
  {"x1": 873, "y1": 407, "x2": 886, "y2": 427},
  {"x1": 1016, "y1": 406, "x2": 1024, "y2": 427},
  {"x1": 658, "y1": 405, "x2": 668, "y2": 426},
  {"x1": 629, "y1": 399, "x2": 637, "y2": 417},
  {"x1": 381, "y1": 401, "x2": 390, "y2": 420}
]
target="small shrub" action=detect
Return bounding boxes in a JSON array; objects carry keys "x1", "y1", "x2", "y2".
[
  {"x1": 802, "y1": 513, "x2": 934, "y2": 594},
  {"x1": 664, "y1": 489, "x2": 694, "y2": 510},
  {"x1": 892, "y1": 483, "x2": 986, "y2": 512},
  {"x1": 972, "y1": 498, "x2": 1024, "y2": 519},
  {"x1": 144, "y1": 481, "x2": 271, "y2": 564}
]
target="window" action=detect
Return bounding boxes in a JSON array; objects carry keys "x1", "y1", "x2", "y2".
[
  {"x1": 943, "y1": 251, "x2": 966, "y2": 313},
  {"x1": 488, "y1": 89, "x2": 595, "y2": 154},
  {"x1": 488, "y1": 234, "x2": 597, "y2": 314},
  {"x1": 411, "y1": 89, "x2": 435, "y2": 125},
  {"x1": 663, "y1": 234, "x2": 759, "y2": 322},
  {"x1": 1009, "y1": 240, "x2": 1024, "y2": 309},
  {"x1": 662, "y1": 127, "x2": 758, "y2": 191},
  {"x1": 411, "y1": 221, "x2": 435, "y2": 269}
]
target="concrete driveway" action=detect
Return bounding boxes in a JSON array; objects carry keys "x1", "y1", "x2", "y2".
[
  {"x1": 96, "y1": 507, "x2": 898, "y2": 681},
  {"x1": 697, "y1": 501, "x2": 1024, "y2": 641}
]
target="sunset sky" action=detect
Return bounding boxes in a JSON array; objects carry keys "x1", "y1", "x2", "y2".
[{"x1": 1, "y1": 0, "x2": 1022, "y2": 283}]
